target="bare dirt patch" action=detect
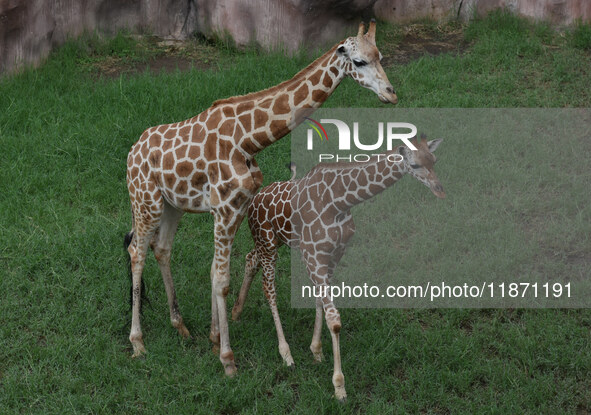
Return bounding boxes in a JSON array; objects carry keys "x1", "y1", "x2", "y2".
[
  {"x1": 381, "y1": 23, "x2": 469, "y2": 67},
  {"x1": 94, "y1": 54, "x2": 201, "y2": 78},
  {"x1": 88, "y1": 37, "x2": 219, "y2": 78}
]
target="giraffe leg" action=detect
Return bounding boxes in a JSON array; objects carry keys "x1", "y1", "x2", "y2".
[
  {"x1": 231, "y1": 249, "x2": 260, "y2": 321},
  {"x1": 313, "y1": 287, "x2": 347, "y2": 402},
  {"x1": 306, "y1": 259, "x2": 347, "y2": 401},
  {"x1": 128, "y1": 217, "x2": 160, "y2": 358},
  {"x1": 325, "y1": 257, "x2": 346, "y2": 401},
  {"x1": 210, "y1": 260, "x2": 220, "y2": 355},
  {"x1": 129, "y1": 232, "x2": 149, "y2": 357},
  {"x1": 325, "y1": 302, "x2": 346, "y2": 402},
  {"x1": 150, "y1": 201, "x2": 190, "y2": 339},
  {"x1": 310, "y1": 257, "x2": 340, "y2": 363},
  {"x1": 260, "y1": 249, "x2": 294, "y2": 367},
  {"x1": 210, "y1": 211, "x2": 245, "y2": 377},
  {"x1": 310, "y1": 298, "x2": 324, "y2": 362}
]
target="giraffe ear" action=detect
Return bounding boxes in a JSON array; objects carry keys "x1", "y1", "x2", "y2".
[
  {"x1": 427, "y1": 139, "x2": 443, "y2": 153},
  {"x1": 337, "y1": 45, "x2": 348, "y2": 57},
  {"x1": 357, "y1": 22, "x2": 366, "y2": 38}
]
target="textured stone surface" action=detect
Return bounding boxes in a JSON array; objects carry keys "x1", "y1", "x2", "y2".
[
  {"x1": 195, "y1": 0, "x2": 376, "y2": 52},
  {"x1": 0, "y1": 0, "x2": 198, "y2": 74},
  {"x1": 374, "y1": 0, "x2": 591, "y2": 24},
  {"x1": 1, "y1": 0, "x2": 591, "y2": 76},
  {"x1": 374, "y1": 0, "x2": 463, "y2": 22},
  {"x1": 511, "y1": 0, "x2": 591, "y2": 24}
]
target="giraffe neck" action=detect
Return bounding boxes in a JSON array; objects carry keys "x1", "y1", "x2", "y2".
[
  {"x1": 209, "y1": 43, "x2": 346, "y2": 157},
  {"x1": 322, "y1": 151, "x2": 406, "y2": 211}
]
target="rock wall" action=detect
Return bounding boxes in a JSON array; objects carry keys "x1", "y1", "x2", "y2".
[
  {"x1": 509, "y1": 0, "x2": 591, "y2": 24},
  {"x1": 1, "y1": 0, "x2": 590, "y2": 76},
  {"x1": 374, "y1": 0, "x2": 591, "y2": 24},
  {"x1": 194, "y1": 0, "x2": 376, "y2": 52},
  {"x1": 0, "y1": 0, "x2": 198, "y2": 74}
]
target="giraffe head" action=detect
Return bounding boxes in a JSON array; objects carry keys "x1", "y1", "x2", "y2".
[
  {"x1": 398, "y1": 134, "x2": 445, "y2": 199},
  {"x1": 336, "y1": 20, "x2": 398, "y2": 104}
]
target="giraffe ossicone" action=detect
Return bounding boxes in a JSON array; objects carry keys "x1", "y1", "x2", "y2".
[
  {"x1": 124, "y1": 20, "x2": 397, "y2": 377},
  {"x1": 232, "y1": 135, "x2": 445, "y2": 401}
]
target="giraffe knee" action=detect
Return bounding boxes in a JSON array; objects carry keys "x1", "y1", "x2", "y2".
[
  {"x1": 213, "y1": 274, "x2": 231, "y2": 297},
  {"x1": 127, "y1": 240, "x2": 139, "y2": 259},
  {"x1": 127, "y1": 241, "x2": 135, "y2": 257},
  {"x1": 214, "y1": 285, "x2": 230, "y2": 297},
  {"x1": 152, "y1": 246, "x2": 171, "y2": 263},
  {"x1": 325, "y1": 310, "x2": 341, "y2": 333}
]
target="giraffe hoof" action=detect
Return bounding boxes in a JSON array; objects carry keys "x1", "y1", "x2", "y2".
[
  {"x1": 224, "y1": 363, "x2": 237, "y2": 377},
  {"x1": 131, "y1": 345, "x2": 146, "y2": 359},
  {"x1": 221, "y1": 351, "x2": 236, "y2": 377},
  {"x1": 176, "y1": 324, "x2": 192, "y2": 339},
  {"x1": 231, "y1": 307, "x2": 242, "y2": 321},
  {"x1": 284, "y1": 356, "x2": 295, "y2": 368},
  {"x1": 334, "y1": 388, "x2": 347, "y2": 403},
  {"x1": 310, "y1": 343, "x2": 323, "y2": 363},
  {"x1": 287, "y1": 363, "x2": 296, "y2": 371},
  {"x1": 130, "y1": 337, "x2": 146, "y2": 358}
]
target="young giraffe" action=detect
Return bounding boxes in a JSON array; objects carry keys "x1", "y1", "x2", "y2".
[
  {"x1": 125, "y1": 21, "x2": 397, "y2": 376},
  {"x1": 231, "y1": 135, "x2": 445, "y2": 400}
]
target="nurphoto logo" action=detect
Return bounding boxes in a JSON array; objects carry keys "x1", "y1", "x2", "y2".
[{"x1": 305, "y1": 117, "x2": 418, "y2": 162}]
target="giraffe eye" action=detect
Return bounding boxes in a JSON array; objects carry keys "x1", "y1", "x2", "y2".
[
  {"x1": 410, "y1": 163, "x2": 421, "y2": 169},
  {"x1": 353, "y1": 59, "x2": 367, "y2": 67}
]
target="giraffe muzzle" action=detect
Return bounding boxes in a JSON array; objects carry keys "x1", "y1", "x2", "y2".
[
  {"x1": 379, "y1": 86, "x2": 398, "y2": 104},
  {"x1": 430, "y1": 183, "x2": 446, "y2": 199}
]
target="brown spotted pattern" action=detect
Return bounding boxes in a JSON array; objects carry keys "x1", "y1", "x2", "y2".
[
  {"x1": 125, "y1": 20, "x2": 398, "y2": 379},
  {"x1": 231, "y1": 136, "x2": 445, "y2": 400}
]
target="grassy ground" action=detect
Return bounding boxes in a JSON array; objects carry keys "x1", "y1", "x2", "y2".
[{"x1": 0, "y1": 10, "x2": 590, "y2": 414}]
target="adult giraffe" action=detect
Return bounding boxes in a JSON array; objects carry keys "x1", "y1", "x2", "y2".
[{"x1": 124, "y1": 20, "x2": 397, "y2": 376}]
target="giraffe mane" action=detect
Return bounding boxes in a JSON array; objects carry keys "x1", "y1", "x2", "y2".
[{"x1": 210, "y1": 43, "x2": 342, "y2": 107}]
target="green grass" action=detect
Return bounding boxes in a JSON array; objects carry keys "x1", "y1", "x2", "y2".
[
  {"x1": 570, "y1": 20, "x2": 591, "y2": 50},
  {"x1": 1, "y1": 10, "x2": 590, "y2": 414}
]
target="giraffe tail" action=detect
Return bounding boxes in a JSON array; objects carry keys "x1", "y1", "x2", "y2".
[
  {"x1": 285, "y1": 162, "x2": 297, "y2": 180},
  {"x1": 124, "y1": 230, "x2": 148, "y2": 313},
  {"x1": 232, "y1": 249, "x2": 260, "y2": 321}
]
